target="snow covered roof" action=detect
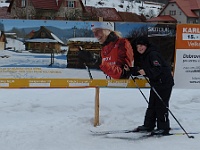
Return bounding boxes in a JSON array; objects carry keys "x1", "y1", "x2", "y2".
[
  {"x1": 0, "y1": 2, "x2": 9, "y2": 7},
  {"x1": 26, "y1": 38, "x2": 60, "y2": 43},
  {"x1": 67, "y1": 37, "x2": 98, "y2": 43},
  {"x1": 27, "y1": 26, "x2": 64, "y2": 44},
  {"x1": 51, "y1": 33, "x2": 64, "y2": 44}
]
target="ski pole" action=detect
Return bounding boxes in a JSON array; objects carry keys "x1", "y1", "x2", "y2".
[
  {"x1": 143, "y1": 76, "x2": 194, "y2": 139},
  {"x1": 84, "y1": 63, "x2": 93, "y2": 80},
  {"x1": 130, "y1": 75, "x2": 149, "y2": 104},
  {"x1": 78, "y1": 46, "x2": 93, "y2": 80}
]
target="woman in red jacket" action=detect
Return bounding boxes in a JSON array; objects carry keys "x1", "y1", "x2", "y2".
[{"x1": 78, "y1": 22, "x2": 134, "y2": 79}]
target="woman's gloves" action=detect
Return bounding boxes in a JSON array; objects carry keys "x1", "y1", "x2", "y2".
[{"x1": 77, "y1": 47, "x2": 101, "y2": 66}]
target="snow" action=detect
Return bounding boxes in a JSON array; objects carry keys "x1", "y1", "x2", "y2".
[
  {"x1": 0, "y1": 49, "x2": 105, "y2": 79},
  {"x1": 0, "y1": 2, "x2": 9, "y2": 7},
  {"x1": 0, "y1": 48, "x2": 199, "y2": 150},
  {"x1": 6, "y1": 38, "x2": 25, "y2": 51},
  {"x1": 68, "y1": 37, "x2": 98, "y2": 42},
  {"x1": 0, "y1": 50, "x2": 200, "y2": 150},
  {"x1": 0, "y1": 42, "x2": 199, "y2": 150},
  {"x1": 50, "y1": 33, "x2": 65, "y2": 44},
  {"x1": 0, "y1": 87, "x2": 199, "y2": 150}
]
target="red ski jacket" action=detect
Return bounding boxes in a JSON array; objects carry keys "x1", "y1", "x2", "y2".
[{"x1": 100, "y1": 38, "x2": 134, "y2": 79}]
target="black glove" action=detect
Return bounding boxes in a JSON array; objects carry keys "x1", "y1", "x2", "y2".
[
  {"x1": 120, "y1": 66, "x2": 140, "y2": 79},
  {"x1": 120, "y1": 68, "x2": 131, "y2": 79},
  {"x1": 77, "y1": 48, "x2": 101, "y2": 66},
  {"x1": 130, "y1": 66, "x2": 140, "y2": 76},
  {"x1": 77, "y1": 50, "x2": 94, "y2": 63}
]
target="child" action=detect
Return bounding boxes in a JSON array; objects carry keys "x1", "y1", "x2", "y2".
[{"x1": 127, "y1": 36, "x2": 174, "y2": 135}]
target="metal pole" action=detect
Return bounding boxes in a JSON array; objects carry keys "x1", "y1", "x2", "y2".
[{"x1": 131, "y1": 75, "x2": 149, "y2": 104}]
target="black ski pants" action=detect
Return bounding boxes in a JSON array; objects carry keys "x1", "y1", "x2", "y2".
[{"x1": 143, "y1": 85, "x2": 173, "y2": 130}]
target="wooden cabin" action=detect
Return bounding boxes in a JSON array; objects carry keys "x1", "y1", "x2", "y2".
[{"x1": 25, "y1": 26, "x2": 64, "y2": 53}]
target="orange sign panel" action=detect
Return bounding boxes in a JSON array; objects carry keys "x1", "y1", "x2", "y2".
[{"x1": 176, "y1": 24, "x2": 200, "y2": 49}]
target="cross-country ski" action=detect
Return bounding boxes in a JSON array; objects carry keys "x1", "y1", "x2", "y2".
[{"x1": 91, "y1": 129, "x2": 199, "y2": 141}]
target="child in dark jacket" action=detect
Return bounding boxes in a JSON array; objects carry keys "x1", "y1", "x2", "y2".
[{"x1": 126, "y1": 36, "x2": 174, "y2": 135}]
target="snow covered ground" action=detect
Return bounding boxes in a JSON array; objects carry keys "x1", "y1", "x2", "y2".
[
  {"x1": 83, "y1": 0, "x2": 164, "y2": 19},
  {"x1": 0, "y1": 49, "x2": 105, "y2": 79},
  {"x1": 0, "y1": 43, "x2": 199, "y2": 150},
  {"x1": 0, "y1": 87, "x2": 199, "y2": 150}
]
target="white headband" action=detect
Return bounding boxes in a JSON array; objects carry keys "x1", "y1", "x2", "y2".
[{"x1": 91, "y1": 22, "x2": 114, "y2": 31}]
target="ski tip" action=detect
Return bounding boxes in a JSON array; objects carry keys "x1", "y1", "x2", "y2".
[{"x1": 188, "y1": 135, "x2": 195, "y2": 139}]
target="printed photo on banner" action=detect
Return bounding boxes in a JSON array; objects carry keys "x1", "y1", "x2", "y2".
[{"x1": 0, "y1": 19, "x2": 176, "y2": 87}]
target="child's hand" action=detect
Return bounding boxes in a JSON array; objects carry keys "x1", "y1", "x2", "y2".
[{"x1": 138, "y1": 69, "x2": 146, "y2": 75}]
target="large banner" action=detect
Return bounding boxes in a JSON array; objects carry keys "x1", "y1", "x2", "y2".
[
  {"x1": 0, "y1": 19, "x2": 176, "y2": 88},
  {"x1": 174, "y1": 24, "x2": 200, "y2": 88}
]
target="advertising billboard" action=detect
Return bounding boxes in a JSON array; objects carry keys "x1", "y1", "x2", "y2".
[
  {"x1": 174, "y1": 24, "x2": 200, "y2": 88},
  {"x1": 0, "y1": 20, "x2": 176, "y2": 88}
]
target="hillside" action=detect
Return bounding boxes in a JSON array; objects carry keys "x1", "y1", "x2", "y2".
[{"x1": 82, "y1": 0, "x2": 166, "y2": 19}]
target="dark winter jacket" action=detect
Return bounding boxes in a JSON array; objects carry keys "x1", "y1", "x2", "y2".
[{"x1": 139, "y1": 44, "x2": 174, "y2": 88}]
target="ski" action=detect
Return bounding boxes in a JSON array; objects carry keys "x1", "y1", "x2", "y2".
[
  {"x1": 90, "y1": 128, "x2": 140, "y2": 135},
  {"x1": 105, "y1": 132, "x2": 171, "y2": 141},
  {"x1": 0, "y1": 55, "x2": 10, "y2": 58},
  {"x1": 90, "y1": 127, "x2": 180, "y2": 135},
  {"x1": 90, "y1": 128, "x2": 199, "y2": 139},
  {"x1": 105, "y1": 132, "x2": 199, "y2": 141}
]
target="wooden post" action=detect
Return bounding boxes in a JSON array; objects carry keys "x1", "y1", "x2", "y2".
[{"x1": 94, "y1": 87, "x2": 100, "y2": 127}]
